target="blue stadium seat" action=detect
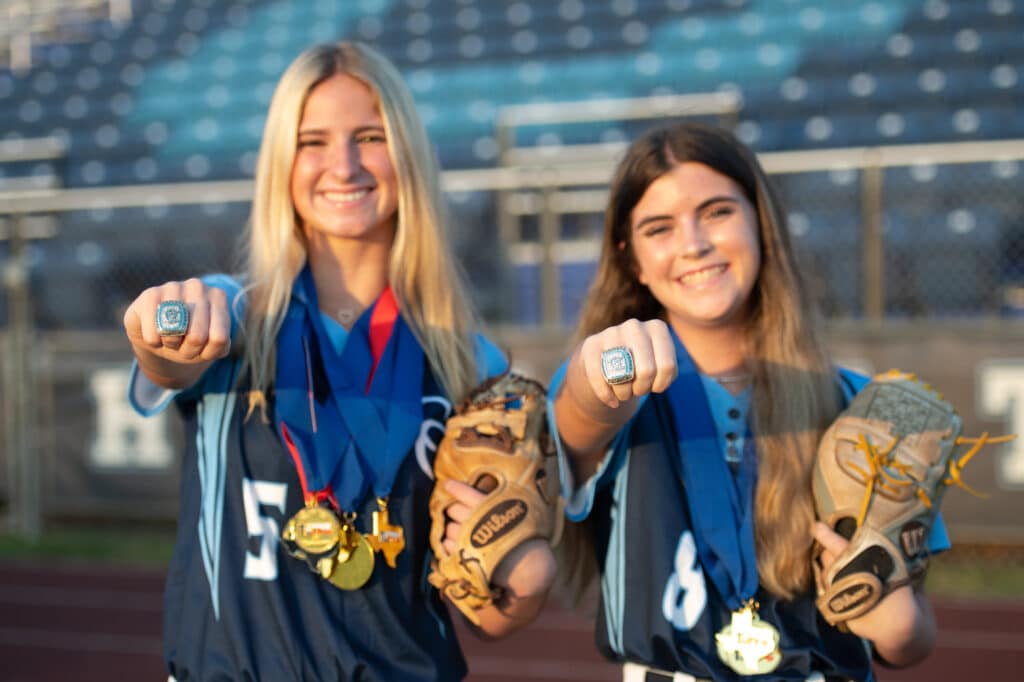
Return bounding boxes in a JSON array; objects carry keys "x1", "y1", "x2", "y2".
[{"x1": 0, "y1": 0, "x2": 1019, "y2": 324}]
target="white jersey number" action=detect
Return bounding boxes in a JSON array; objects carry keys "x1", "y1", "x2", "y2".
[
  {"x1": 662, "y1": 530, "x2": 707, "y2": 631},
  {"x1": 242, "y1": 478, "x2": 288, "y2": 581}
]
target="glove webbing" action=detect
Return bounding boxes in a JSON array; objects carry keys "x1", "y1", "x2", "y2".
[{"x1": 846, "y1": 431, "x2": 1016, "y2": 530}]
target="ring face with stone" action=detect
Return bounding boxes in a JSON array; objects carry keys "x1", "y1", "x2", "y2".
[
  {"x1": 601, "y1": 346, "x2": 635, "y2": 385},
  {"x1": 156, "y1": 301, "x2": 189, "y2": 337}
]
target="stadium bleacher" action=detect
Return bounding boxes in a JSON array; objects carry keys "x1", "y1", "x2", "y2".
[{"x1": 0, "y1": 0, "x2": 1020, "y2": 326}]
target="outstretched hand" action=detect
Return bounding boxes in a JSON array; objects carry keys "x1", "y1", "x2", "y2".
[
  {"x1": 123, "y1": 278, "x2": 232, "y2": 387},
  {"x1": 574, "y1": 318, "x2": 678, "y2": 410},
  {"x1": 554, "y1": 318, "x2": 678, "y2": 480}
]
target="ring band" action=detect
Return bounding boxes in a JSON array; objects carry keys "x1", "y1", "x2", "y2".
[
  {"x1": 601, "y1": 346, "x2": 635, "y2": 385},
  {"x1": 156, "y1": 300, "x2": 189, "y2": 337}
]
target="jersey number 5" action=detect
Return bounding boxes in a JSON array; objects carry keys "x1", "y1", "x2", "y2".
[
  {"x1": 242, "y1": 478, "x2": 288, "y2": 581},
  {"x1": 662, "y1": 530, "x2": 707, "y2": 631}
]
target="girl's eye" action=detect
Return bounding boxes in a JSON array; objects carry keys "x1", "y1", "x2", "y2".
[
  {"x1": 357, "y1": 133, "x2": 386, "y2": 144},
  {"x1": 705, "y1": 204, "x2": 735, "y2": 220},
  {"x1": 297, "y1": 138, "x2": 325, "y2": 148},
  {"x1": 641, "y1": 223, "x2": 671, "y2": 237}
]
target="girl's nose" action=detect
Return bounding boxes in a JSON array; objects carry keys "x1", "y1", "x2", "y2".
[
  {"x1": 327, "y1": 142, "x2": 360, "y2": 178},
  {"x1": 677, "y1": 218, "x2": 713, "y2": 259}
]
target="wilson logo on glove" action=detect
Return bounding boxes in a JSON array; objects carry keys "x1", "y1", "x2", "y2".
[
  {"x1": 427, "y1": 372, "x2": 565, "y2": 626},
  {"x1": 828, "y1": 584, "x2": 876, "y2": 615},
  {"x1": 899, "y1": 521, "x2": 927, "y2": 558},
  {"x1": 471, "y1": 499, "x2": 527, "y2": 547}
]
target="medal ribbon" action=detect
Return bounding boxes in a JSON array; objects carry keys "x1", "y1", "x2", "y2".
[
  {"x1": 275, "y1": 264, "x2": 424, "y2": 510},
  {"x1": 665, "y1": 330, "x2": 759, "y2": 612}
]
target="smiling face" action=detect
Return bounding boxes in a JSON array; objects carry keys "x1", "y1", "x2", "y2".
[
  {"x1": 290, "y1": 72, "x2": 399, "y2": 249},
  {"x1": 629, "y1": 161, "x2": 761, "y2": 336}
]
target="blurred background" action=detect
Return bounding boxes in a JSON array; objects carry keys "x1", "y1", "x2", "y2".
[{"x1": 0, "y1": 0, "x2": 1021, "y2": 680}]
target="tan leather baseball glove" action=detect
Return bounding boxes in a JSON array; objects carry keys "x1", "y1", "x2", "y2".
[
  {"x1": 812, "y1": 369, "x2": 1013, "y2": 627},
  {"x1": 428, "y1": 371, "x2": 564, "y2": 625}
]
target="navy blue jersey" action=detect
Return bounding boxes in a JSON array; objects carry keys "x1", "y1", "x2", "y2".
[
  {"x1": 589, "y1": 392, "x2": 872, "y2": 680},
  {"x1": 130, "y1": 275, "x2": 508, "y2": 681},
  {"x1": 161, "y1": 358, "x2": 462, "y2": 681},
  {"x1": 548, "y1": 366, "x2": 947, "y2": 681}
]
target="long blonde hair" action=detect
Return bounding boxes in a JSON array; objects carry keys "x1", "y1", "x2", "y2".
[
  {"x1": 573, "y1": 122, "x2": 842, "y2": 599},
  {"x1": 240, "y1": 42, "x2": 480, "y2": 411}
]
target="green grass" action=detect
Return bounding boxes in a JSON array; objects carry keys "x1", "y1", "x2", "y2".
[
  {"x1": 1, "y1": 526, "x2": 1022, "y2": 599},
  {"x1": 0, "y1": 523, "x2": 176, "y2": 567},
  {"x1": 925, "y1": 555, "x2": 1024, "y2": 600}
]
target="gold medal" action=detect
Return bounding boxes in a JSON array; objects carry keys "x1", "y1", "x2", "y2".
[
  {"x1": 715, "y1": 600, "x2": 782, "y2": 675},
  {"x1": 366, "y1": 497, "x2": 405, "y2": 568},
  {"x1": 328, "y1": 532, "x2": 376, "y2": 590},
  {"x1": 283, "y1": 502, "x2": 342, "y2": 556}
]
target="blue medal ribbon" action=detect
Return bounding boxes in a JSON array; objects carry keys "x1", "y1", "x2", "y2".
[
  {"x1": 665, "y1": 330, "x2": 758, "y2": 611},
  {"x1": 275, "y1": 264, "x2": 424, "y2": 510}
]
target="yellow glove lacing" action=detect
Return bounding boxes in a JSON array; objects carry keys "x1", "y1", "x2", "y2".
[{"x1": 848, "y1": 432, "x2": 1016, "y2": 528}]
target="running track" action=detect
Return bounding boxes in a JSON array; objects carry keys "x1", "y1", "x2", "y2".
[{"x1": 0, "y1": 561, "x2": 1020, "y2": 681}]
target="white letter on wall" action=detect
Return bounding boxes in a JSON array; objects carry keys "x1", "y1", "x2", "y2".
[
  {"x1": 89, "y1": 367, "x2": 173, "y2": 469},
  {"x1": 977, "y1": 360, "x2": 1024, "y2": 489}
]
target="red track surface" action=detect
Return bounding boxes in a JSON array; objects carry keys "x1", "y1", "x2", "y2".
[{"x1": 0, "y1": 560, "x2": 1020, "y2": 681}]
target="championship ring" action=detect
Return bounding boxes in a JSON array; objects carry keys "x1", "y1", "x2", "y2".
[
  {"x1": 155, "y1": 300, "x2": 189, "y2": 337},
  {"x1": 600, "y1": 346, "x2": 635, "y2": 385}
]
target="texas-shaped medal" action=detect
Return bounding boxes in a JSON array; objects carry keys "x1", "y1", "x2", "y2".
[
  {"x1": 715, "y1": 599, "x2": 782, "y2": 675},
  {"x1": 366, "y1": 496, "x2": 405, "y2": 568}
]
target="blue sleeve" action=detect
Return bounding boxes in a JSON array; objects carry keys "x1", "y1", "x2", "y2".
[
  {"x1": 837, "y1": 366, "x2": 871, "y2": 405},
  {"x1": 127, "y1": 361, "x2": 179, "y2": 417},
  {"x1": 546, "y1": 359, "x2": 638, "y2": 521},
  {"x1": 474, "y1": 333, "x2": 509, "y2": 381},
  {"x1": 927, "y1": 515, "x2": 951, "y2": 553},
  {"x1": 127, "y1": 273, "x2": 245, "y2": 417}
]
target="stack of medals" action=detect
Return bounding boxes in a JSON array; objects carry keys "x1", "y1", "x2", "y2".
[
  {"x1": 281, "y1": 496, "x2": 404, "y2": 590},
  {"x1": 275, "y1": 276, "x2": 419, "y2": 592}
]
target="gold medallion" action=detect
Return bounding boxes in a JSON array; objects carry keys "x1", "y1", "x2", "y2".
[
  {"x1": 328, "y1": 532, "x2": 376, "y2": 590},
  {"x1": 715, "y1": 600, "x2": 782, "y2": 675},
  {"x1": 366, "y1": 497, "x2": 405, "y2": 568},
  {"x1": 284, "y1": 503, "x2": 341, "y2": 556}
]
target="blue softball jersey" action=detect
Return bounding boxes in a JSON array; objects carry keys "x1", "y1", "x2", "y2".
[
  {"x1": 546, "y1": 364, "x2": 948, "y2": 681},
  {"x1": 129, "y1": 274, "x2": 507, "y2": 681}
]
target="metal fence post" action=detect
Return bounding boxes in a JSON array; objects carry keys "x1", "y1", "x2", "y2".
[
  {"x1": 539, "y1": 186, "x2": 561, "y2": 328},
  {"x1": 861, "y1": 152, "x2": 885, "y2": 321},
  {"x1": 2, "y1": 214, "x2": 40, "y2": 539},
  {"x1": 495, "y1": 122, "x2": 519, "y2": 324}
]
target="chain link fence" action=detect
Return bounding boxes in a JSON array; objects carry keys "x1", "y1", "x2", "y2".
[{"x1": 1, "y1": 141, "x2": 1023, "y2": 587}]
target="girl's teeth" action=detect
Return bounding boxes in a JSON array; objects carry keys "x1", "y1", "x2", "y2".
[
  {"x1": 324, "y1": 189, "x2": 369, "y2": 202},
  {"x1": 681, "y1": 264, "x2": 726, "y2": 285}
]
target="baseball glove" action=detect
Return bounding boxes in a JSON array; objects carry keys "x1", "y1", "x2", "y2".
[
  {"x1": 813, "y1": 369, "x2": 1013, "y2": 627},
  {"x1": 428, "y1": 371, "x2": 564, "y2": 625}
]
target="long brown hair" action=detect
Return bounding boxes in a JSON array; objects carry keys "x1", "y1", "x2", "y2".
[{"x1": 572, "y1": 122, "x2": 842, "y2": 599}]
